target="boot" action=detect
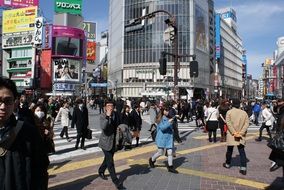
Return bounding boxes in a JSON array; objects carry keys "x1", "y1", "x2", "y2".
[
  {"x1": 135, "y1": 137, "x2": 139, "y2": 147},
  {"x1": 149, "y1": 157, "x2": 155, "y2": 168},
  {"x1": 167, "y1": 165, "x2": 178, "y2": 173}
]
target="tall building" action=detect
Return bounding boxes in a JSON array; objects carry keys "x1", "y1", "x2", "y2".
[
  {"x1": 108, "y1": 0, "x2": 214, "y2": 99},
  {"x1": 215, "y1": 8, "x2": 244, "y2": 99},
  {"x1": 274, "y1": 36, "x2": 284, "y2": 98}
]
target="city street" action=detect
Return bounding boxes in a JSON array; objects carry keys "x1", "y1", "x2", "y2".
[{"x1": 47, "y1": 108, "x2": 284, "y2": 190}]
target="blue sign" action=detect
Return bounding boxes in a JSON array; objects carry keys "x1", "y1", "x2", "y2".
[
  {"x1": 90, "y1": 83, "x2": 108, "y2": 88},
  {"x1": 55, "y1": 83, "x2": 75, "y2": 91},
  {"x1": 215, "y1": 14, "x2": 221, "y2": 59}
]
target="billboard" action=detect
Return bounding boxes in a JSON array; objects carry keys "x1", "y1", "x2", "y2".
[
  {"x1": 40, "y1": 49, "x2": 52, "y2": 89},
  {"x1": 0, "y1": 0, "x2": 38, "y2": 8},
  {"x1": 2, "y1": 6, "x2": 37, "y2": 34},
  {"x1": 55, "y1": 0, "x2": 82, "y2": 15},
  {"x1": 83, "y1": 21, "x2": 96, "y2": 40},
  {"x1": 2, "y1": 31, "x2": 33, "y2": 48},
  {"x1": 195, "y1": 5, "x2": 208, "y2": 53},
  {"x1": 53, "y1": 58, "x2": 81, "y2": 82},
  {"x1": 52, "y1": 26, "x2": 85, "y2": 58},
  {"x1": 86, "y1": 41, "x2": 96, "y2": 61}
]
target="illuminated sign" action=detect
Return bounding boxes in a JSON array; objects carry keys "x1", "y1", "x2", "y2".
[
  {"x1": 83, "y1": 21, "x2": 96, "y2": 40},
  {"x1": 0, "y1": 0, "x2": 38, "y2": 8}
]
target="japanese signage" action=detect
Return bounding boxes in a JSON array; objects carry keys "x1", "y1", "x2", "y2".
[
  {"x1": 33, "y1": 17, "x2": 43, "y2": 45},
  {"x1": 55, "y1": 83, "x2": 76, "y2": 91},
  {"x1": 55, "y1": 0, "x2": 82, "y2": 15},
  {"x1": 83, "y1": 21, "x2": 96, "y2": 40},
  {"x1": 86, "y1": 41, "x2": 96, "y2": 61},
  {"x1": 53, "y1": 58, "x2": 81, "y2": 82},
  {"x1": 2, "y1": 31, "x2": 33, "y2": 48},
  {"x1": 2, "y1": 6, "x2": 37, "y2": 34},
  {"x1": 0, "y1": 0, "x2": 38, "y2": 8},
  {"x1": 40, "y1": 49, "x2": 52, "y2": 89}
]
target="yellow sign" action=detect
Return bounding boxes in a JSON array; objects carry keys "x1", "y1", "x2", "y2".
[{"x1": 2, "y1": 6, "x2": 37, "y2": 34}]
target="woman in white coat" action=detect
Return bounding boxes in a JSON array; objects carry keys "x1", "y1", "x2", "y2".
[{"x1": 55, "y1": 101, "x2": 72, "y2": 141}]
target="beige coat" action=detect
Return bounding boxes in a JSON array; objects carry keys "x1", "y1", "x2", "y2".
[{"x1": 225, "y1": 108, "x2": 249, "y2": 146}]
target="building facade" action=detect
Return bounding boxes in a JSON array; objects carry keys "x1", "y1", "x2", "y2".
[
  {"x1": 215, "y1": 8, "x2": 244, "y2": 99},
  {"x1": 108, "y1": 0, "x2": 213, "y2": 99},
  {"x1": 274, "y1": 36, "x2": 284, "y2": 98}
]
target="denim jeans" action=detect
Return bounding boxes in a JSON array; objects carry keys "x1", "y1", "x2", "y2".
[{"x1": 225, "y1": 144, "x2": 247, "y2": 168}]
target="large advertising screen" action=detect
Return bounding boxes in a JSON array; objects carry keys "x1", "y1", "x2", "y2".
[
  {"x1": 83, "y1": 21, "x2": 96, "y2": 40},
  {"x1": 0, "y1": 0, "x2": 38, "y2": 8},
  {"x1": 53, "y1": 58, "x2": 81, "y2": 82},
  {"x1": 55, "y1": 0, "x2": 82, "y2": 15},
  {"x1": 195, "y1": 5, "x2": 208, "y2": 53},
  {"x1": 52, "y1": 25, "x2": 85, "y2": 57},
  {"x1": 2, "y1": 6, "x2": 37, "y2": 34}
]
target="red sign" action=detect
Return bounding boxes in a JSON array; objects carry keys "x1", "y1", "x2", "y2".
[
  {"x1": 40, "y1": 49, "x2": 52, "y2": 89},
  {"x1": 86, "y1": 41, "x2": 96, "y2": 61},
  {"x1": 0, "y1": 0, "x2": 39, "y2": 8}
]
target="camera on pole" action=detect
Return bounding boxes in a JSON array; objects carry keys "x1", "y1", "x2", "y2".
[
  {"x1": 190, "y1": 60, "x2": 198, "y2": 78},
  {"x1": 159, "y1": 52, "x2": 167, "y2": 75}
]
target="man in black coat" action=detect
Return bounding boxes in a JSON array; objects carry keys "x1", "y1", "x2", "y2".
[
  {"x1": 71, "y1": 98, "x2": 89, "y2": 150},
  {"x1": 98, "y1": 99, "x2": 124, "y2": 189},
  {"x1": 0, "y1": 77, "x2": 49, "y2": 190}
]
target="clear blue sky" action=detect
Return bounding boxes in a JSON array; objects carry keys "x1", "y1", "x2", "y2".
[{"x1": 39, "y1": 0, "x2": 284, "y2": 79}]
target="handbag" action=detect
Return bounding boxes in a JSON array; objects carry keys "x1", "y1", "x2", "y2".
[
  {"x1": 267, "y1": 132, "x2": 284, "y2": 150},
  {"x1": 224, "y1": 124, "x2": 228, "y2": 133},
  {"x1": 86, "y1": 128, "x2": 92, "y2": 139}
]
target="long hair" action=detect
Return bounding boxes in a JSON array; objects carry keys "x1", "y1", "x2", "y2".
[{"x1": 155, "y1": 108, "x2": 164, "y2": 124}]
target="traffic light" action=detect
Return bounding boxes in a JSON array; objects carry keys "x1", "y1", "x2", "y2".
[
  {"x1": 190, "y1": 60, "x2": 198, "y2": 78},
  {"x1": 159, "y1": 57, "x2": 167, "y2": 75}
]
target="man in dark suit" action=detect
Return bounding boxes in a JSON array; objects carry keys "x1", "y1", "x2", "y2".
[
  {"x1": 98, "y1": 99, "x2": 124, "y2": 189},
  {"x1": 71, "y1": 98, "x2": 89, "y2": 150}
]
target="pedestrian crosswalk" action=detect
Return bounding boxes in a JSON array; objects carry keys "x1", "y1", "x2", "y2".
[{"x1": 49, "y1": 118, "x2": 262, "y2": 163}]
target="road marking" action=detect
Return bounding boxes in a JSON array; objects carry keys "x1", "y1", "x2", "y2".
[
  {"x1": 193, "y1": 132, "x2": 259, "y2": 140},
  {"x1": 48, "y1": 134, "x2": 260, "y2": 175}
]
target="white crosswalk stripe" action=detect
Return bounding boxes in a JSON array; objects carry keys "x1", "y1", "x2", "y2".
[{"x1": 50, "y1": 125, "x2": 153, "y2": 162}]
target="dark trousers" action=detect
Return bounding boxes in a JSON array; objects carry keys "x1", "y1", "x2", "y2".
[
  {"x1": 75, "y1": 130, "x2": 86, "y2": 148},
  {"x1": 99, "y1": 149, "x2": 119, "y2": 184},
  {"x1": 258, "y1": 124, "x2": 272, "y2": 139},
  {"x1": 60, "y1": 126, "x2": 69, "y2": 139},
  {"x1": 254, "y1": 112, "x2": 260, "y2": 125},
  {"x1": 173, "y1": 123, "x2": 182, "y2": 142},
  {"x1": 225, "y1": 144, "x2": 247, "y2": 168},
  {"x1": 180, "y1": 111, "x2": 190, "y2": 123},
  {"x1": 208, "y1": 129, "x2": 217, "y2": 142},
  {"x1": 99, "y1": 106, "x2": 104, "y2": 114}
]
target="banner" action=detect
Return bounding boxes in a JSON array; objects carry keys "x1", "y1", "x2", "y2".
[
  {"x1": 2, "y1": 31, "x2": 33, "y2": 48},
  {"x1": 55, "y1": 0, "x2": 82, "y2": 15},
  {"x1": 33, "y1": 17, "x2": 44, "y2": 45},
  {"x1": 53, "y1": 58, "x2": 81, "y2": 82},
  {"x1": 0, "y1": 0, "x2": 39, "y2": 8},
  {"x1": 2, "y1": 6, "x2": 37, "y2": 34},
  {"x1": 86, "y1": 41, "x2": 96, "y2": 61},
  {"x1": 40, "y1": 49, "x2": 52, "y2": 89}
]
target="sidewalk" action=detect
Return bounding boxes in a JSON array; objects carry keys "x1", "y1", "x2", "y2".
[{"x1": 48, "y1": 126, "x2": 284, "y2": 190}]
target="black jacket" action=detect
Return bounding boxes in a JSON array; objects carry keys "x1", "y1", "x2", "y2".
[
  {"x1": 71, "y1": 106, "x2": 89, "y2": 132},
  {"x1": 130, "y1": 109, "x2": 142, "y2": 131},
  {"x1": 0, "y1": 115, "x2": 49, "y2": 190}
]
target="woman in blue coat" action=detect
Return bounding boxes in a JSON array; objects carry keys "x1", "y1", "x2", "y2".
[{"x1": 149, "y1": 106, "x2": 178, "y2": 173}]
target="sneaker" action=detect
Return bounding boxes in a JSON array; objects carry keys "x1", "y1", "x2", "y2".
[
  {"x1": 222, "y1": 163, "x2": 230, "y2": 169},
  {"x1": 270, "y1": 162, "x2": 281, "y2": 172},
  {"x1": 149, "y1": 157, "x2": 155, "y2": 168}
]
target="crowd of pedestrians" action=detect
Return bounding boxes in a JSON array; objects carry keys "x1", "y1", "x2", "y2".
[{"x1": 1, "y1": 76, "x2": 284, "y2": 189}]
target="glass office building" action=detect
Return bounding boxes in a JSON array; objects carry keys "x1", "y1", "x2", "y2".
[{"x1": 109, "y1": 0, "x2": 213, "y2": 98}]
